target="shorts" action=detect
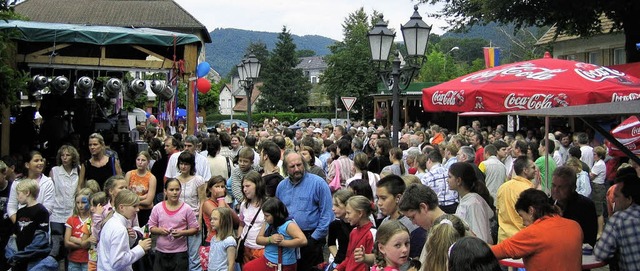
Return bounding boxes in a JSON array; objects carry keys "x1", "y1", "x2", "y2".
[{"x1": 591, "y1": 183, "x2": 606, "y2": 216}]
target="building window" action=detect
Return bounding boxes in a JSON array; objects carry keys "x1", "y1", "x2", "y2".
[
  {"x1": 563, "y1": 54, "x2": 576, "y2": 61},
  {"x1": 311, "y1": 76, "x2": 317, "y2": 84},
  {"x1": 613, "y1": 48, "x2": 626, "y2": 65},
  {"x1": 588, "y1": 51, "x2": 600, "y2": 64},
  {"x1": 304, "y1": 71, "x2": 310, "y2": 77}
]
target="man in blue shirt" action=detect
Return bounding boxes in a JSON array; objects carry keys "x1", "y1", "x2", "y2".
[{"x1": 276, "y1": 151, "x2": 333, "y2": 271}]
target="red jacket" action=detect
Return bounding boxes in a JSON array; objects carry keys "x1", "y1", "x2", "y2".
[{"x1": 335, "y1": 222, "x2": 374, "y2": 271}]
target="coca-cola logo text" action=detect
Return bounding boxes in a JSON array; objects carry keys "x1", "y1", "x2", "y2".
[
  {"x1": 461, "y1": 63, "x2": 566, "y2": 83},
  {"x1": 611, "y1": 93, "x2": 640, "y2": 102},
  {"x1": 632, "y1": 126, "x2": 640, "y2": 137},
  {"x1": 503, "y1": 93, "x2": 568, "y2": 110},
  {"x1": 574, "y1": 66, "x2": 626, "y2": 82},
  {"x1": 432, "y1": 90, "x2": 465, "y2": 106}
]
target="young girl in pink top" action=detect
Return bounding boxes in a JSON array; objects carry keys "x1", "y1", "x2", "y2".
[{"x1": 148, "y1": 178, "x2": 199, "y2": 271}]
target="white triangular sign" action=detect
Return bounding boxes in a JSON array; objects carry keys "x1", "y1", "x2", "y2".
[{"x1": 341, "y1": 97, "x2": 357, "y2": 111}]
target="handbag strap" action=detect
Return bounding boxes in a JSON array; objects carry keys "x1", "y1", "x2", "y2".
[{"x1": 240, "y1": 206, "x2": 261, "y2": 241}]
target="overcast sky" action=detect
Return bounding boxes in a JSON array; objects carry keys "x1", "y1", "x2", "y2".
[{"x1": 174, "y1": 0, "x2": 448, "y2": 41}]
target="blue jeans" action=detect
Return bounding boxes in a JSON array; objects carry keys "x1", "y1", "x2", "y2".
[
  {"x1": 68, "y1": 262, "x2": 88, "y2": 271},
  {"x1": 187, "y1": 231, "x2": 202, "y2": 271}
]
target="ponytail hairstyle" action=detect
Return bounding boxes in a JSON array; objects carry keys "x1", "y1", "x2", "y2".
[
  {"x1": 389, "y1": 147, "x2": 406, "y2": 175},
  {"x1": 103, "y1": 175, "x2": 126, "y2": 203},
  {"x1": 373, "y1": 220, "x2": 409, "y2": 268},
  {"x1": 448, "y1": 162, "x2": 494, "y2": 207},
  {"x1": 346, "y1": 195, "x2": 376, "y2": 220},
  {"x1": 212, "y1": 206, "x2": 235, "y2": 240},
  {"x1": 423, "y1": 214, "x2": 466, "y2": 271},
  {"x1": 103, "y1": 189, "x2": 139, "y2": 225}
]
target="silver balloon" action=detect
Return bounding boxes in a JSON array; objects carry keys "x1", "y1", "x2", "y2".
[
  {"x1": 75, "y1": 76, "x2": 94, "y2": 98},
  {"x1": 50, "y1": 76, "x2": 70, "y2": 95},
  {"x1": 105, "y1": 78, "x2": 122, "y2": 99},
  {"x1": 31, "y1": 75, "x2": 48, "y2": 90}
]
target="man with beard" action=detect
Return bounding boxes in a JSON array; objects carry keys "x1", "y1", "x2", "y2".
[{"x1": 276, "y1": 151, "x2": 333, "y2": 271}]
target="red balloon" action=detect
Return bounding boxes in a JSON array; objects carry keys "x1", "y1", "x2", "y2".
[{"x1": 196, "y1": 78, "x2": 211, "y2": 94}]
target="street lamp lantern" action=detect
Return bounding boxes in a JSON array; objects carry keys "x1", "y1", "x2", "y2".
[
  {"x1": 401, "y1": 6, "x2": 431, "y2": 61},
  {"x1": 368, "y1": 15, "x2": 395, "y2": 65},
  {"x1": 237, "y1": 53, "x2": 261, "y2": 130},
  {"x1": 242, "y1": 53, "x2": 261, "y2": 80},
  {"x1": 368, "y1": 6, "x2": 430, "y2": 147}
]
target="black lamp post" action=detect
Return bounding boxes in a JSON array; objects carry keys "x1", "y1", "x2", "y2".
[
  {"x1": 368, "y1": 6, "x2": 431, "y2": 147},
  {"x1": 237, "y1": 53, "x2": 261, "y2": 129}
]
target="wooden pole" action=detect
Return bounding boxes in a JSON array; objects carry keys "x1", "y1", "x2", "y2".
[{"x1": 183, "y1": 44, "x2": 198, "y2": 135}]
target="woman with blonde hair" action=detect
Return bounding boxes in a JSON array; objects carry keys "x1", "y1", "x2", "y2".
[{"x1": 79, "y1": 133, "x2": 122, "y2": 189}]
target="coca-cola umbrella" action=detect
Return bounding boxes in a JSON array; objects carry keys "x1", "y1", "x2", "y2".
[
  {"x1": 423, "y1": 52, "x2": 640, "y2": 113},
  {"x1": 606, "y1": 115, "x2": 640, "y2": 157}
]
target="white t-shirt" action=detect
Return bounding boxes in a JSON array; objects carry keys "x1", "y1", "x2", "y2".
[{"x1": 591, "y1": 159, "x2": 606, "y2": 185}]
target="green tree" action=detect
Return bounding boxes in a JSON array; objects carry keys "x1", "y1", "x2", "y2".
[
  {"x1": 321, "y1": 8, "x2": 379, "y2": 120},
  {"x1": 420, "y1": 0, "x2": 640, "y2": 62},
  {"x1": 257, "y1": 26, "x2": 311, "y2": 113},
  {"x1": 0, "y1": 1, "x2": 28, "y2": 110}
]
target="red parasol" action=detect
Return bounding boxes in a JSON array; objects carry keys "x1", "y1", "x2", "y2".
[
  {"x1": 423, "y1": 52, "x2": 640, "y2": 112},
  {"x1": 606, "y1": 115, "x2": 640, "y2": 157}
]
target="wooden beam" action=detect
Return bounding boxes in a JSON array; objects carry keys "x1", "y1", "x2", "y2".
[
  {"x1": 131, "y1": 45, "x2": 168, "y2": 62},
  {"x1": 183, "y1": 44, "x2": 198, "y2": 135},
  {"x1": 16, "y1": 54, "x2": 174, "y2": 69},
  {"x1": 25, "y1": 43, "x2": 71, "y2": 57}
]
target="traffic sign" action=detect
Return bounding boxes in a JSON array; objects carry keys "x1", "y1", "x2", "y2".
[{"x1": 341, "y1": 97, "x2": 357, "y2": 111}]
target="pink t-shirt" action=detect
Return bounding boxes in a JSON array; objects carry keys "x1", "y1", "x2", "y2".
[{"x1": 148, "y1": 201, "x2": 199, "y2": 253}]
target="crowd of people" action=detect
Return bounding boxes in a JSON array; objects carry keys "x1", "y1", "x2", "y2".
[{"x1": 1, "y1": 116, "x2": 639, "y2": 271}]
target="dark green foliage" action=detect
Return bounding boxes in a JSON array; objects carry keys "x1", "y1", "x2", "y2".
[
  {"x1": 206, "y1": 28, "x2": 335, "y2": 78},
  {"x1": 321, "y1": 8, "x2": 379, "y2": 121},
  {"x1": 421, "y1": 0, "x2": 640, "y2": 62},
  {"x1": 257, "y1": 26, "x2": 312, "y2": 113}
]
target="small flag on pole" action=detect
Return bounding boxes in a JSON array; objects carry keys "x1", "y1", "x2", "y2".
[{"x1": 483, "y1": 47, "x2": 500, "y2": 68}]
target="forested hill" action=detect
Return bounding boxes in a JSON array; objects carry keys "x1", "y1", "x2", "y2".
[{"x1": 205, "y1": 28, "x2": 337, "y2": 77}]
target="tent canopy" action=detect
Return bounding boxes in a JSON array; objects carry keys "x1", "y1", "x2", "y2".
[
  {"x1": 0, "y1": 20, "x2": 201, "y2": 46},
  {"x1": 501, "y1": 100, "x2": 640, "y2": 117}
]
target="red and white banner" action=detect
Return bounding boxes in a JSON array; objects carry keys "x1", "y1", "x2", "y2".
[{"x1": 422, "y1": 52, "x2": 640, "y2": 113}]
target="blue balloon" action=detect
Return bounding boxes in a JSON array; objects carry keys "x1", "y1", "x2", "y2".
[{"x1": 196, "y1": 62, "x2": 211, "y2": 78}]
